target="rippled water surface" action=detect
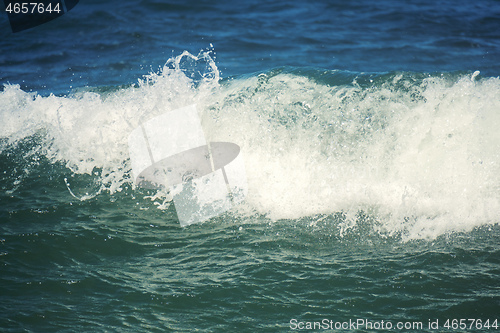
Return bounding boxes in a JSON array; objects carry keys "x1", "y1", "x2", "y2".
[{"x1": 1, "y1": 0, "x2": 500, "y2": 331}]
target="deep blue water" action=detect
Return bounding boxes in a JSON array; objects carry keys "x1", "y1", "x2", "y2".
[
  {"x1": 1, "y1": 0, "x2": 500, "y2": 332},
  {"x1": 1, "y1": 0, "x2": 500, "y2": 94}
]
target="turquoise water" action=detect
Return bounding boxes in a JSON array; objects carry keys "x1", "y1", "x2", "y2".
[
  {"x1": 2, "y1": 203, "x2": 500, "y2": 331},
  {"x1": 1, "y1": 0, "x2": 500, "y2": 331}
]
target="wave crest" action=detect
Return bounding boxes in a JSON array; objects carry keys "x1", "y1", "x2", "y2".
[{"x1": 1, "y1": 53, "x2": 499, "y2": 240}]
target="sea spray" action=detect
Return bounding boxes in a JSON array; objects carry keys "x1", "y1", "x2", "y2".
[{"x1": 1, "y1": 52, "x2": 499, "y2": 239}]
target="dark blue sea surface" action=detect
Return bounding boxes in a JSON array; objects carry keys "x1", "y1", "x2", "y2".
[
  {"x1": 1, "y1": 0, "x2": 500, "y2": 94},
  {"x1": 1, "y1": 0, "x2": 500, "y2": 332}
]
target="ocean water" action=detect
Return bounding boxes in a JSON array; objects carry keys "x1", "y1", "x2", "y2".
[{"x1": 1, "y1": 0, "x2": 500, "y2": 332}]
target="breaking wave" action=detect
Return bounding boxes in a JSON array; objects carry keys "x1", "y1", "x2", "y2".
[{"x1": 1, "y1": 50, "x2": 499, "y2": 240}]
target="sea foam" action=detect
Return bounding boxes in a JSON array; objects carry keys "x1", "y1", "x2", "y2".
[{"x1": 1, "y1": 51, "x2": 499, "y2": 240}]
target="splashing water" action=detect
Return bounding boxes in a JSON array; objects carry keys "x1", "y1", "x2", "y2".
[{"x1": 1, "y1": 51, "x2": 499, "y2": 240}]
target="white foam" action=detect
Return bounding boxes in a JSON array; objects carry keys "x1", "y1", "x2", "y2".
[
  {"x1": 204, "y1": 71, "x2": 500, "y2": 240},
  {"x1": 1, "y1": 51, "x2": 499, "y2": 240}
]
